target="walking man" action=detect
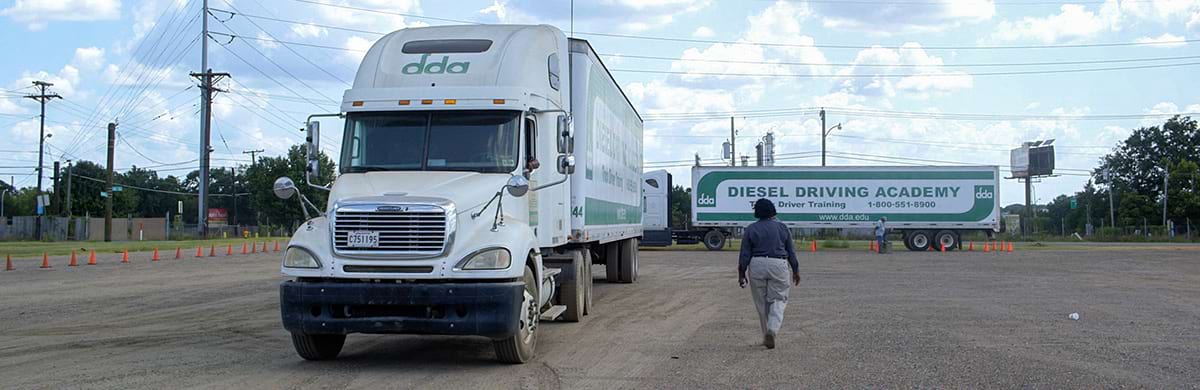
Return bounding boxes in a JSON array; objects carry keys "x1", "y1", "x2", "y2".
[
  {"x1": 739, "y1": 198, "x2": 801, "y2": 349},
  {"x1": 875, "y1": 217, "x2": 888, "y2": 254}
]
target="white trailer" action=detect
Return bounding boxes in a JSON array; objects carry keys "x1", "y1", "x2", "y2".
[
  {"x1": 690, "y1": 165, "x2": 1001, "y2": 251},
  {"x1": 273, "y1": 24, "x2": 642, "y2": 363}
]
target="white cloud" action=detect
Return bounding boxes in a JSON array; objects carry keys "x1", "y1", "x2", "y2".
[
  {"x1": 502, "y1": 0, "x2": 710, "y2": 33},
  {"x1": 316, "y1": 0, "x2": 426, "y2": 34},
  {"x1": 256, "y1": 31, "x2": 280, "y2": 50},
  {"x1": 991, "y1": 3, "x2": 1121, "y2": 43},
  {"x1": 833, "y1": 43, "x2": 973, "y2": 99},
  {"x1": 71, "y1": 47, "x2": 106, "y2": 70},
  {"x1": 1, "y1": 0, "x2": 121, "y2": 30},
  {"x1": 816, "y1": 0, "x2": 994, "y2": 34},
  {"x1": 342, "y1": 36, "x2": 375, "y2": 65},
  {"x1": 479, "y1": 0, "x2": 507, "y2": 20},
  {"x1": 692, "y1": 26, "x2": 714, "y2": 38},
  {"x1": 290, "y1": 23, "x2": 329, "y2": 39},
  {"x1": 1134, "y1": 33, "x2": 1188, "y2": 47}
]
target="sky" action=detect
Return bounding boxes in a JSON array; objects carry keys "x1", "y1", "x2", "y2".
[{"x1": 1, "y1": 0, "x2": 1198, "y2": 206}]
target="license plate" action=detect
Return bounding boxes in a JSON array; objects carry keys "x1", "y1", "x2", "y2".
[{"x1": 347, "y1": 231, "x2": 380, "y2": 248}]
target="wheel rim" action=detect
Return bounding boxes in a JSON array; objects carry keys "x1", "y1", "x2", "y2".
[
  {"x1": 706, "y1": 234, "x2": 721, "y2": 247},
  {"x1": 519, "y1": 287, "x2": 537, "y2": 345},
  {"x1": 913, "y1": 235, "x2": 928, "y2": 248},
  {"x1": 939, "y1": 235, "x2": 955, "y2": 249}
]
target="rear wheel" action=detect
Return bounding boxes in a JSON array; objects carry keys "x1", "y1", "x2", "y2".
[
  {"x1": 619, "y1": 238, "x2": 639, "y2": 283},
  {"x1": 561, "y1": 251, "x2": 586, "y2": 322},
  {"x1": 935, "y1": 230, "x2": 958, "y2": 251},
  {"x1": 583, "y1": 250, "x2": 593, "y2": 315},
  {"x1": 291, "y1": 332, "x2": 345, "y2": 361},
  {"x1": 906, "y1": 230, "x2": 932, "y2": 252},
  {"x1": 703, "y1": 230, "x2": 726, "y2": 251},
  {"x1": 604, "y1": 242, "x2": 620, "y2": 283},
  {"x1": 494, "y1": 266, "x2": 538, "y2": 363}
]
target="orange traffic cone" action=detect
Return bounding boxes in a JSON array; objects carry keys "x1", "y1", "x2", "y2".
[
  {"x1": 968, "y1": 241, "x2": 974, "y2": 251},
  {"x1": 810, "y1": 240, "x2": 817, "y2": 253},
  {"x1": 88, "y1": 250, "x2": 97, "y2": 265},
  {"x1": 175, "y1": 247, "x2": 182, "y2": 259},
  {"x1": 152, "y1": 248, "x2": 160, "y2": 262},
  {"x1": 5, "y1": 254, "x2": 14, "y2": 271},
  {"x1": 1007, "y1": 241, "x2": 1013, "y2": 253},
  {"x1": 196, "y1": 245, "x2": 204, "y2": 257},
  {"x1": 121, "y1": 249, "x2": 129, "y2": 263},
  {"x1": 274, "y1": 241, "x2": 280, "y2": 252},
  {"x1": 251, "y1": 241, "x2": 257, "y2": 254},
  {"x1": 869, "y1": 240, "x2": 877, "y2": 253},
  {"x1": 69, "y1": 251, "x2": 79, "y2": 267},
  {"x1": 209, "y1": 245, "x2": 216, "y2": 257},
  {"x1": 40, "y1": 252, "x2": 51, "y2": 269},
  {"x1": 984, "y1": 241, "x2": 991, "y2": 253},
  {"x1": 241, "y1": 242, "x2": 248, "y2": 255},
  {"x1": 262, "y1": 241, "x2": 268, "y2": 253},
  {"x1": 940, "y1": 243, "x2": 946, "y2": 253}
]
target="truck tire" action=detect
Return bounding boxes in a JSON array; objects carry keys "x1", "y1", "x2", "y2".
[
  {"x1": 604, "y1": 242, "x2": 620, "y2": 283},
  {"x1": 583, "y1": 250, "x2": 593, "y2": 315},
  {"x1": 291, "y1": 332, "x2": 345, "y2": 361},
  {"x1": 935, "y1": 230, "x2": 958, "y2": 251},
  {"x1": 618, "y1": 238, "x2": 639, "y2": 283},
  {"x1": 495, "y1": 266, "x2": 538, "y2": 364},
  {"x1": 561, "y1": 251, "x2": 586, "y2": 322},
  {"x1": 906, "y1": 230, "x2": 932, "y2": 252},
  {"x1": 703, "y1": 230, "x2": 726, "y2": 251}
]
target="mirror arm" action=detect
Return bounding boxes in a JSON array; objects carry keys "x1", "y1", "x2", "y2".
[{"x1": 532, "y1": 174, "x2": 569, "y2": 192}]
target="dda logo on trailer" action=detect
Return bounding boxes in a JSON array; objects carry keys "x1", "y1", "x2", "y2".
[
  {"x1": 696, "y1": 192, "x2": 716, "y2": 206},
  {"x1": 402, "y1": 54, "x2": 470, "y2": 75},
  {"x1": 974, "y1": 186, "x2": 995, "y2": 199}
]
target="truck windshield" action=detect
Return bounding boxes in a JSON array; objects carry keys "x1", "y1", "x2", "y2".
[{"x1": 341, "y1": 110, "x2": 520, "y2": 174}]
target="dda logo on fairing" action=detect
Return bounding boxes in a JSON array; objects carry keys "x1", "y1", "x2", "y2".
[{"x1": 402, "y1": 54, "x2": 470, "y2": 74}]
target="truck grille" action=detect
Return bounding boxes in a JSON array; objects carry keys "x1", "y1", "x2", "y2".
[{"x1": 332, "y1": 205, "x2": 448, "y2": 256}]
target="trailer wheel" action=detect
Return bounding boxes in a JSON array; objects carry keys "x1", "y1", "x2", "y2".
[
  {"x1": 703, "y1": 230, "x2": 726, "y2": 251},
  {"x1": 604, "y1": 242, "x2": 620, "y2": 283},
  {"x1": 561, "y1": 251, "x2": 586, "y2": 322},
  {"x1": 495, "y1": 266, "x2": 538, "y2": 363},
  {"x1": 906, "y1": 230, "x2": 932, "y2": 252},
  {"x1": 935, "y1": 230, "x2": 958, "y2": 251},
  {"x1": 619, "y1": 238, "x2": 639, "y2": 283},
  {"x1": 583, "y1": 250, "x2": 593, "y2": 315},
  {"x1": 291, "y1": 332, "x2": 345, "y2": 361}
]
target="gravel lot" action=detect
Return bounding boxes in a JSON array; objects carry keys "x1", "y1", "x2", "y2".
[{"x1": 1, "y1": 247, "x2": 1198, "y2": 388}]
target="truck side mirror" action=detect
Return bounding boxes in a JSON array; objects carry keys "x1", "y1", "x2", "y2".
[
  {"x1": 557, "y1": 155, "x2": 575, "y2": 175},
  {"x1": 273, "y1": 177, "x2": 298, "y2": 199},
  {"x1": 556, "y1": 115, "x2": 571, "y2": 154},
  {"x1": 305, "y1": 121, "x2": 320, "y2": 178}
]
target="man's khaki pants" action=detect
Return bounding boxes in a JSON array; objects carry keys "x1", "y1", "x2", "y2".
[{"x1": 749, "y1": 257, "x2": 791, "y2": 338}]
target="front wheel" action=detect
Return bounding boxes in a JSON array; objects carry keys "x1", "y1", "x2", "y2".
[
  {"x1": 291, "y1": 332, "x2": 345, "y2": 361},
  {"x1": 494, "y1": 266, "x2": 538, "y2": 363}
]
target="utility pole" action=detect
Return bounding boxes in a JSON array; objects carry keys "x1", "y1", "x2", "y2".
[
  {"x1": 819, "y1": 108, "x2": 841, "y2": 167},
  {"x1": 192, "y1": 0, "x2": 232, "y2": 238},
  {"x1": 1024, "y1": 178, "x2": 1032, "y2": 236},
  {"x1": 105, "y1": 123, "x2": 116, "y2": 242},
  {"x1": 25, "y1": 80, "x2": 62, "y2": 240},
  {"x1": 242, "y1": 149, "x2": 264, "y2": 166},
  {"x1": 1105, "y1": 167, "x2": 1115, "y2": 229},
  {"x1": 64, "y1": 160, "x2": 73, "y2": 219},
  {"x1": 1163, "y1": 165, "x2": 1168, "y2": 227},
  {"x1": 729, "y1": 117, "x2": 735, "y2": 167},
  {"x1": 52, "y1": 161, "x2": 61, "y2": 215}
]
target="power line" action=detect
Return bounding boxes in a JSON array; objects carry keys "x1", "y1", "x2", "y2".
[
  {"x1": 72, "y1": 172, "x2": 248, "y2": 197},
  {"x1": 643, "y1": 106, "x2": 1199, "y2": 122},
  {"x1": 212, "y1": 0, "x2": 352, "y2": 85},
  {"x1": 613, "y1": 61, "x2": 1200, "y2": 79},
  {"x1": 605, "y1": 53, "x2": 1200, "y2": 68}
]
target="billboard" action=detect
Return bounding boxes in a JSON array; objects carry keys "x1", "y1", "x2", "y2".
[
  {"x1": 207, "y1": 208, "x2": 228, "y2": 226},
  {"x1": 1010, "y1": 145, "x2": 1055, "y2": 178}
]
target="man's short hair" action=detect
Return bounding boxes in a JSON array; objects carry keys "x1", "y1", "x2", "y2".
[{"x1": 754, "y1": 198, "x2": 777, "y2": 219}]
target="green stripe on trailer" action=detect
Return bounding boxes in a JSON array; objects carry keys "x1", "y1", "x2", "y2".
[{"x1": 584, "y1": 197, "x2": 641, "y2": 225}]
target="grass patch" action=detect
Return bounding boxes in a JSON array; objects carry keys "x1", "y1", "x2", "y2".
[{"x1": 0, "y1": 237, "x2": 290, "y2": 258}]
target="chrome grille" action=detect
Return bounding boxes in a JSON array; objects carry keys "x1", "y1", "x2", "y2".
[{"x1": 333, "y1": 205, "x2": 448, "y2": 256}]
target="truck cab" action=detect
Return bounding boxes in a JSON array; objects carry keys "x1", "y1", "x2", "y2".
[{"x1": 274, "y1": 25, "x2": 643, "y2": 363}]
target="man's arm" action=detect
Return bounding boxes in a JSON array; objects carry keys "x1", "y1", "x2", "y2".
[
  {"x1": 783, "y1": 225, "x2": 799, "y2": 273},
  {"x1": 739, "y1": 227, "x2": 753, "y2": 279}
]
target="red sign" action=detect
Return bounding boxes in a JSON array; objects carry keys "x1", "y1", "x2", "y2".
[{"x1": 208, "y1": 208, "x2": 229, "y2": 226}]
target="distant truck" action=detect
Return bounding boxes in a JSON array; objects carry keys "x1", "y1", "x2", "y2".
[
  {"x1": 644, "y1": 166, "x2": 1000, "y2": 251},
  {"x1": 641, "y1": 169, "x2": 732, "y2": 250},
  {"x1": 273, "y1": 24, "x2": 643, "y2": 364}
]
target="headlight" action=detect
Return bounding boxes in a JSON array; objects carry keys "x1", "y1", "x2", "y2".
[
  {"x1": 283, "y1": 247, "x2": 322, "y2": 269},
  {"x1": 456, "y1": 248, "x2": 511, "y2": 270}
]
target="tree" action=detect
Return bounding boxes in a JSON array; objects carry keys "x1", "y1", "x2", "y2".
[
  {"x1": 669, "y1": 185, "x2": 690, "y2": 229},
  {"x1": 244, "y1": 145, "x2": 335, "y2": 230},
  {"x1": 1095, "y1": 116, "x2": 1200, "y2": 227}
]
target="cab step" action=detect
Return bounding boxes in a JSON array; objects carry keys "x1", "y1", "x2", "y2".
[{"x1": 540, "y1": 305, "x2": 567, "y2": 321}]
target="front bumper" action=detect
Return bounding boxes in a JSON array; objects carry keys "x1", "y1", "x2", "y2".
[{"x1": 280, "y1": 280, "x2": 523, "y2": 339}]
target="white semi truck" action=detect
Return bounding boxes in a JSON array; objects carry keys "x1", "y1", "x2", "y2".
[
  {"x1": 271, "y1": 24, "x2": 643, "y2": 363},
  {"x1": 645, "y1": 166, "x2": 1000, "y2": 251}
]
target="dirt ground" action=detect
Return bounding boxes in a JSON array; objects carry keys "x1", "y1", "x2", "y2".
[{"x1": 1, "y1": 247, "x2": 1198, "y2": 388}]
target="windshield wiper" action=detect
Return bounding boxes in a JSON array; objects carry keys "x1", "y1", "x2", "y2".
[{"x1": 345, "y1": 166, "x2": 394, "y2": 173}]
